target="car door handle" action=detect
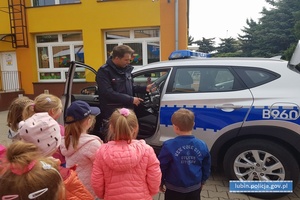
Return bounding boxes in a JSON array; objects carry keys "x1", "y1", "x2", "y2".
[{"x1": 215, "y1": 104, "x2": 243, "y2": 111}]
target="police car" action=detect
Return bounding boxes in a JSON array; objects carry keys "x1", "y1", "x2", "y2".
[{"x1": 62, "y1": 41, "x2": 300, "y2": 199}]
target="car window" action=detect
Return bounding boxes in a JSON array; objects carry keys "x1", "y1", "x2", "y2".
[
  {"x1": 234, "y1": 67, "x2": 280, "y2": 88},
  {"x1": 133, "y1": 70, "x2": 169, "y2": 87},
  {"x1": 172, "y1": 69, "x2": 196, "y2": 93},
  {"x1": 168, "y1": 67, "x2": 243, "y2": 93}
]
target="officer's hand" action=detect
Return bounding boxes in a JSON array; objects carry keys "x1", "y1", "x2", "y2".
[
  {"x1": 133, "y1": 97, "x2": 144, "y2": 106},
  {"x1": 146, "y1": 83, "x2": 156, "y2": 93}
]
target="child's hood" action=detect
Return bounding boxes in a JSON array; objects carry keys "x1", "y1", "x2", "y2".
[
  {"x1": 102, "y1": 140, "x2": 146, "y2": 171},
  {"x1": 60, "y1": 134, "x2": 101, "y2": 157}
]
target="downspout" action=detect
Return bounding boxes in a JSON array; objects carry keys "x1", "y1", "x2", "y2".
[{"x1": 175, "y1": 0, "x2": 179, "y2": 50}]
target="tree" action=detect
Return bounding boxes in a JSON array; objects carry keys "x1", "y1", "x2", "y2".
[
  {"x1": 193, "y1": 37, "x2": 216, "y2": 53},
  {"x1": 238, "y1": 0, "x2": 300, "y2": 58},
  {"x1": 217, "y1": 37, "x2": 240, "y2": 53},
  {"x1": 238, "y1": 19, "x2": 261, "y2": 57},
  {"x1": 188, "y1": 35, "x2": 194, "y2": 45}
]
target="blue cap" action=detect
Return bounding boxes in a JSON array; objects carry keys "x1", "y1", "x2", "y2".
[{"x1": 65, "y1": 100, "x2": 100, "y2": 124}]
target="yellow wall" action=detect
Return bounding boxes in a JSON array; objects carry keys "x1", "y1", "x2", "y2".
[
  {"x1": 1, "y1": 0, "x2": 188, "y2": 95},
  {"x1": 0, "y1": 1, "x2": 14, "y2": 52},
  {"x1": 160, "y1": 0, "x2": 188, "y2": 60},
  {"x1": 19, "y1": 0, "x2": 160, "y2": 94}
]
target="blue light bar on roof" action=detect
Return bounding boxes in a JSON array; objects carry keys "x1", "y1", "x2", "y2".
[{"x1": 168, "y1": 50, "x2": 211, "y2": 60}]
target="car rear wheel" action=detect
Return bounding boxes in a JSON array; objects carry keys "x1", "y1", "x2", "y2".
[{"x1": 223, "y1": 139, "x2": 299, "y2": 199}]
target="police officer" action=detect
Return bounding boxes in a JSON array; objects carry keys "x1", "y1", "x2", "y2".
[{"x1": 96, "y1": 45, "x2": 153, "y2": 139}]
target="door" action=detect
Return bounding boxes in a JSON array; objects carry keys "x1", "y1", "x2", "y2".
[
  {"x1": 157, "y1": 66, "x2": 254, "y2": 149},
  {"x1": 0, "y1": 52, "x2": 20, "y2": 91}
]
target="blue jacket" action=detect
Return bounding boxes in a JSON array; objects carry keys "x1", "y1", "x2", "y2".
[{"x1": 158, "y1": 135, "x2": 211, "y2": 193}]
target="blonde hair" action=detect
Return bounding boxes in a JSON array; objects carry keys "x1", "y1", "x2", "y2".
[
  {"x1": 108, "y1": 108, "x2": 139, "y2": 143},
  {"x1": 6, "y1": 96, "x2": 33, "y2": 132},
  {"x1": 0, "y1": 141, "x2": 64, "y2": 200},
  {"x1": 171, "y1": 108, "x2": 195, "y2": 132},
  {"x1": 23, "y1": 93, "x2": 62, "y2": 120},
  {"x1": 64, "y1": 115, "x2": 96, "y2": 150}
]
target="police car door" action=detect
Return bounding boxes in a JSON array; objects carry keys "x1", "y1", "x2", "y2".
[{"x1": 159, "y1": 66, "x2": 254, "y2": 150}]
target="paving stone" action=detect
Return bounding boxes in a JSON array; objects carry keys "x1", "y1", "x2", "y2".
[
  {"x1": 227, "y1": 192, "x2": 250, "y2": 200},
  {"x1": 206, "y1": 180, "x2": 226, "y2": 187},
  {"x1": 288, "y1": 197, "x2": 300, "y2": 200},
  {"x1": 222, "y1": 180, "x2": 230, "y2": 187},
  {"x1": 208, "y1": 190, "x2": 229, "y2": 199},
  {"x1": 201, "y1": 189, "x2": 209, "y2": 198},
  {"x1": 276, "y1": 196, "x2": 293, "y2": 200},
  {"x1": 292, "y1": 186, "x2": 300, "y2": 197},
  {"x1": 203, "y1": 184, "x2": 217, "y2": 192},
  {"x1": 202, "y1": 197, "x2": 220, "y2": 200},
  {"x1": 283, "y1": 192, "x2": 298, "y2": 199},
  {"x1": 248, "y1": 195, "x2": 267, "y2": 200},
  {"x1": 217, "y1": 185, "x2": 230, "y2": 192},
  {"x1": 152, "y1": 192, "x2": 164, "y2": 200}
]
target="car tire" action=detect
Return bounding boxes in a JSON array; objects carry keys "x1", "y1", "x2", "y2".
[{"x1": 223, "y1": 139, "x2": 299, "y2": 199}]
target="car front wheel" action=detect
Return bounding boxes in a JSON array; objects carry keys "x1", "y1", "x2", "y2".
[{"x1": 223, "y1": 139, "x2": 299, "y2": 199}]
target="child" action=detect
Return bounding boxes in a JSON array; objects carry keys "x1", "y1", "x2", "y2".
[
  {"x1": 0, "y1": 144, "x2": 8, "y2": 177},
  {"x1": 23, "y1": 93, "x2": 63, "y2": 121},
  {"x1": 0, "y1": 141, "x2": 65, "y2": 200},
  {"x1": 60, "y1": 100, "x2": 102, "y2": 197},
  {"x1": 158, "y1": 108, "x2": 211, "y2": 200},
  {"x1": 18, "y1": 112, "x2": 94, "y2": 200},
  {"x1": 91, "y1": 108, "x2": 161, "y2": 200},
  {"x1": 23, "y1": 93, "x2": 66, "y2": 166},
  {"x1": 6, "y1": 96, "x2": 33, "y2": 141}
]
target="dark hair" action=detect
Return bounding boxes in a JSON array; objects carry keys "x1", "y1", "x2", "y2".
[
  {"x1": 7, "y1": 96, "x2": 33, "y2": 131},
  {"x1": 112, "y1": 45, "x2": 134, "y2": 59}
]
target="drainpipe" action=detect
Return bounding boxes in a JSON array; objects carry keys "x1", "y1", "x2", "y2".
[{"x1": 175, "y1": 0, "x2": 179, "y2": 50}]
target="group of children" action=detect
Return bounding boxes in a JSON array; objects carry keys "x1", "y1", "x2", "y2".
[{"x1": 0, "y1": 93, "x2": 211, "y2": 200}]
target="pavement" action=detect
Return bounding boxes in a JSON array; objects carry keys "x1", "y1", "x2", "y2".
[{"x1": 0, "y1": 110, "x2": 300, "y2": 200}]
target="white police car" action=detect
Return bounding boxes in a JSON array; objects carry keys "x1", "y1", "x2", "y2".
[{"x1": 62, "y1": 41, "x2": 300, "y2": 199}]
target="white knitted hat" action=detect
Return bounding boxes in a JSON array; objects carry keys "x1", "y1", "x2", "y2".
[{"x1": 19, "y1": 112, "x2": 61, "y2": 156}]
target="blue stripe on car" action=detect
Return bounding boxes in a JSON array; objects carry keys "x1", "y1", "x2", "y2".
[{"x1": 160, "y1": 105, "x2": 300, "y2": 132}]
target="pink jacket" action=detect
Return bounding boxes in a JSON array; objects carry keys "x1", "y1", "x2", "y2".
[
  {"x1": 91, "y1": 140, "x2": 161, "y2": 200},
  {"x1": 60, "y1": 133, "x2": 102, "y2": 197}
]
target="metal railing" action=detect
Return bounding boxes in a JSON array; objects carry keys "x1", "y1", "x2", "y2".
[{"x1": 0, "y1": 71, "x2": 22, "y2": 92}]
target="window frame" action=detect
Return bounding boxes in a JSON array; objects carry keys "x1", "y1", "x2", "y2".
[
  {"x1": 104, "y1": 28, "x2": 160, "y2": 68},
  {"x1": 233, "y1": 67, "x2": 280, "y2": 88},
  {"x1": 166, "y1": 66, "x2": 247, "y2": 93},
  {"x1": 35, "y1": 32, "x2": 84, "y2": 82},
  {"x1": 32, "y1": 0, "x2": 80, "y2": 7}
]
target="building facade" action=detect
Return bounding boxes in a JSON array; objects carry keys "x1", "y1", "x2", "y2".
[{"x1": 0, "y1": 0, "x2": 188, "y2": 102}]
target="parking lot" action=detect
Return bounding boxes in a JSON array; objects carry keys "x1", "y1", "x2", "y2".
[{"x1": 0, "y1": 110, "x2": 299, "y2": 200}]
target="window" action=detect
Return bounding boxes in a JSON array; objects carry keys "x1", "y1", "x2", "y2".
[
  {"x1": 134, "y1": 29, "x2": 159, "y2": 38},
  {"x1": 234, "y1": 67, "x2": 280, "y2": 88},
  {"x1": 168, "y1": 67, "x2": 244, "y2": 93},
  {"x1": 105, "y1": 28, "x2": 160, "y2": 68},
  {"x1": 124, "y1": 43, "x2": 143, "y2": 66},
  {"x1": 33, "y1": 0, "x2": 80, "y2": 6},
  {"x1": 134, "y1": 71, "x2": 169, "y2": 87},
  {"x1": 36, "y1": 33, "x2": 84, "y2": 82},
  {"x1": 172, "y1": 69, "x2": 195, "y2": 93},
  {"x1": 106, "y1": 31, "x2": 130, "y2": 39}
]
